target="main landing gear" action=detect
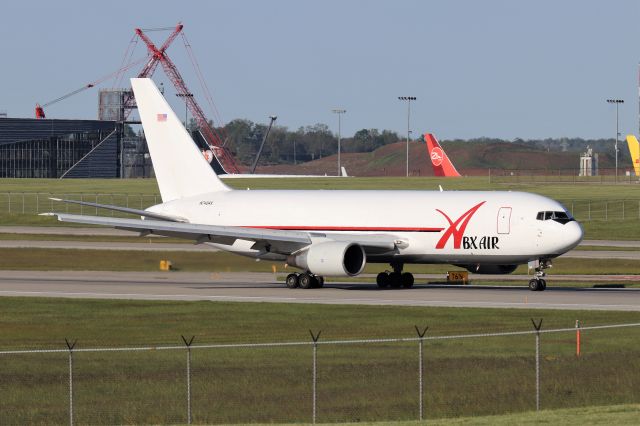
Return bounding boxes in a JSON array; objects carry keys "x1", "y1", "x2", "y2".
[
  {"x1": 528, "y1": 259, "x2": 551, "y2": 291},
  {"x1": 376, "y1": 262, "x2": 414, "y2": 289},
  {"x1": 285, "y1": 272, "x2": 324, "y2": 289}
]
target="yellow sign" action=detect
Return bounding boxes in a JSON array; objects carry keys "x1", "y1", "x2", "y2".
[
  {"x1": 447, "y1": 271, "x2": 468, "y2": 284},
  {"x1": 159, "y1": 260, "x2": 173, "y2": 271}
]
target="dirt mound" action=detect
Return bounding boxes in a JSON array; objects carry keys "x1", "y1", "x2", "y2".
[{"x1": 256, "y1": 141, "x2": 609, "y2": 177}]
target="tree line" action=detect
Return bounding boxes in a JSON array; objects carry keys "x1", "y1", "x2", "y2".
[
  {"x1": 180, "y1": 119, "x2": 629, "y2": 166},
  {"x1": 203, "y1": 119, "x2": 401, "y2": 166}
]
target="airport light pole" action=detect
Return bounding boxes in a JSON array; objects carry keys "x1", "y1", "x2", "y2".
[
  {"x1": 398, "y1": 96, "x2": 417, "y2": 177},
  {"x1": 332, "y1": 109, "x2": 346, "y2": 176},
  {"x1": 607, "y1": 99, "x2": 624, "y2": 182},
  {"x1": 176, "y1": 93, "x2": 194, "y2": 129}
]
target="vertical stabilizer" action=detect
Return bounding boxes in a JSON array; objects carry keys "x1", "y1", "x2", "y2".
[
  {"x1": 131, "y1": 78, "x2": 230, "y2": 201},
  {"x1": 626, "y1": 135, "x2": 640, "y2": 177},
  {"x1": 424, "y1": 133, "x2": 461, "y2": 177}
]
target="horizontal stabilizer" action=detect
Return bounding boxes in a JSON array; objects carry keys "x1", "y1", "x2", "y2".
[{"x1": 47, "y1": 198, "x2": 187, "y2": 222}]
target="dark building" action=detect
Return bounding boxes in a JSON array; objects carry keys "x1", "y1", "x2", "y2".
[{"x1": 0, "y1": 118, "x2": 120, "y2": 178}]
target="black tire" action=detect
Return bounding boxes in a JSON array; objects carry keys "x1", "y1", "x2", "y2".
[
  {"x1": 540, "y1": 279, "x2": 547, "y2": 291},
  {"x1": 286, "y1": 273, "x2": 299, "y2": 289},
  {"x1": 299, "y1": 273, "x2": 313, "y2": 289},
  {"x1": 376, "y1": 272, "x2": 390, "y2": 288},
  {"x1": 389, "y1": 272, "x2": 402, "y2": 288},
  {"x1": 315, "y1": 276, "x2": 324, "y2": 288},
  {"x1": 401, "y1": 272, "x2": 414, "y2": 288},
  {"x1": 528, "y1": 279, "x2": 540, "y2": 291}
]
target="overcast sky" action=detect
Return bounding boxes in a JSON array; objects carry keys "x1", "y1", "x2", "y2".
[{"x1": 1, "y1": 0, "x2": 639, "y2": 140}]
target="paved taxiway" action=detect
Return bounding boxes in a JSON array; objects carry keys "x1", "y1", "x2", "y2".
[
  {"x1": 1, "y1": 239, "x2": 638, "y2": 259},
  {"x1": 1, "y1": 271, "x2": 640, "y2": 311}
]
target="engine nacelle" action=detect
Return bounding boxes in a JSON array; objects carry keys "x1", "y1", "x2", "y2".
[
  {"x1": 287, "y1": 242, "x2": 366, "y2": 277},
  {"x1": 457, "y1": 264, "x2": 518, "y2": 275}
]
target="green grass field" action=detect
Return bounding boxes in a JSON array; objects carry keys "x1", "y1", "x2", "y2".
[
  {"x1": 1, "y1": 177, "x2": 639, "y2": 423},
  {"x1": 0, "y1": 248, "x2": 638, "y2": 276},
  {"x1": 1, "y1": 298, "x2": 640, "y2": 424},
  {"x1": 1, "y1": 177, "x2": 639, "y2": 240}
]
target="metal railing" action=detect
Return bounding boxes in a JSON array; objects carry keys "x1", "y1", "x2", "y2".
[
  {"x1": 1, "y1": 192, "x2": 639, "y2": 223},
  {"x1": 0, "y1": 193, "x2": 160, "y2": 217},
  {"x1": 489, "y1": 167, "x2": 640, "y2": 184},
  {"x1": 1, "y1": 322, "x2": 639, "y2": 424}
]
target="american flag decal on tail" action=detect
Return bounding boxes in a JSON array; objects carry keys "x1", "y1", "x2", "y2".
[{"x1": 157, "y1": 113, "x2": 167, "y2": 122}]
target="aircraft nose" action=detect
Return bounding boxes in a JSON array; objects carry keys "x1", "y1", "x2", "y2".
[{"x1": 564, "y1": 221, "x2": 584, "y2": 251}]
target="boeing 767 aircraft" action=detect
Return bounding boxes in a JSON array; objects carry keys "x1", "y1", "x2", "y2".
[{"x1": 46, "y1": 78, "x2": 583, "y2": 291}]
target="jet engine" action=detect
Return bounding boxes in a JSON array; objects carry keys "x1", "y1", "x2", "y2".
[
  {"x1": 457, "y1": 264, "x2": 518, "y2": 275},
  {"x1": 287, "y1": 241, "x2": 366, "y2": 277}
]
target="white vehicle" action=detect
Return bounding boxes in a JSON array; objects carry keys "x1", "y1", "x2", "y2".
[{"x1": 47, "y1": 78, "x2": 583, "y2": 291}]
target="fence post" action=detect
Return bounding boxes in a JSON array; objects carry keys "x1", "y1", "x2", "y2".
[
  {"x1": 65, "y1": 338, "x2": 77, "y2": 426},
  {"x1": 181, "y1": 335, "x2": 195, "y2": 425},
  {"x1": 309, "y1": 330, "x2": 321, "y2": 424},
  {"x1": 531, "y1": 319, "x2": 543, "y2": 411},
  {"x1": 8, "y1": 192, "x2": 10, "y2": 213},
  {"x1": 36, "y1": 193, "x2": 39, "y2": 213},
  {"x1": 22, "y1": 193, "x2": 25, "y2": 214},
  {"x1": 415, "y1": 325, "x2": 428, "y2": 421}
]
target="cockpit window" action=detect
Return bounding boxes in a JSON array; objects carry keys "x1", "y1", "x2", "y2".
[{"x1": 536, "y1": 211, "x2": 575, "y2": 224}]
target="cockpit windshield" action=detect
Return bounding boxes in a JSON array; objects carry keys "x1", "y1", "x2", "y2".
[{"x1": 536, "y1": 211, "x2": 575, "y2": 225}]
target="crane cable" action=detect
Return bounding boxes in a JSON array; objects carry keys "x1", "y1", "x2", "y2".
[{"x1": 40, "y1": 56, "x2": 146, "y2": 108}]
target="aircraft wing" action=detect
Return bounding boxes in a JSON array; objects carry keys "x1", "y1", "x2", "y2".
[{"x1": 46, "y1": 213, "x2": 397, "y2": 255}]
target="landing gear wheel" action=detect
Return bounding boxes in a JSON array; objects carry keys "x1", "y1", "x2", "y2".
[
  {"x1": 286, "y1": 273, "x2": 299, "y2": 289},
  {"x1": 401, "y1": 272, "x2": 414, "y2": 288},
  {"x1": 376, "y1": 272, "x2": 390, "y2": 288},
  {"x1": 539, "y1": 279, "x2": 547, "y2": 291},
  {"x1": 528, "y1": 279, "x2": 540, "y2": 292},
  {"x1": 299, "y1": 273, "x2": 313, "y2": 289},
  {"x1": 389, "y1": 272, "x2": 402, "y2": 288},
  {"x1": 313, "y1": 276, "x2": 324, "y2": 288}
]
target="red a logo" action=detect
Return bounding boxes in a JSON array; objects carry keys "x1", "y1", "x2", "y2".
[{"x1": 435, "y1": 201, "x2": 486, "y2": 249}]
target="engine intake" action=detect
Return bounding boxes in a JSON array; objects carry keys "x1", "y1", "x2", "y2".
[{"x1": 287, "y1": 241, "x2": 366, "y2": 277}]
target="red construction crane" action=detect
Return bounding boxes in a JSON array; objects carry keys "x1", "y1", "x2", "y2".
[
  {"x1": 133, "y1": 24, "x2": 241, "y2": 173},
  {"x1": 35, "y1": 23, "x2": 241, "y2": 173}
]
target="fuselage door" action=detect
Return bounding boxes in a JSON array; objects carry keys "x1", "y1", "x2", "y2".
[{"x1": 497, "y1": 207, "x2": 512, "y2": 234}]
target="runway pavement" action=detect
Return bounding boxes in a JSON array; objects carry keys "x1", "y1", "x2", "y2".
[
  {"x1": 0, "y1": 229, "x2": 639, "y2": 258},
  {"x1": 0, "y1": 239, "x2": 638, "y2": 259},
  {"x1": 1, "y1": 270, "x2": 640, "y2": 311}
]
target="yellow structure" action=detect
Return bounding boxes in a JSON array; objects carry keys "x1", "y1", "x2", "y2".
[
  {"x1": 447, "y1": 271, "x2": 468, "y2": 284},
  {"x1": 159, "y1": 260, "x2": 173, "y2": 271},
  {"x1": 626, "y1": 135, "x2": 640, "y2": 176}
]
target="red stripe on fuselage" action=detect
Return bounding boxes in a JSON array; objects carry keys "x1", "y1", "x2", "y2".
[{"x1": 244, "y1": 225, "x2": 444, "y2": 232}]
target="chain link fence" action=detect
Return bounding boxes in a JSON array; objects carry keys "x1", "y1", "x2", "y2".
[
  {"x1": 1, "y1": 192, "x2": 639, "y2": 223},
  {"x1": 489, "y1": 168, "x2": 640, "y2": 184},
  {"x1": 0, "y1": 193, "x2": 160, "y2": 217},
  {"x1": 1, "y1": 322, "x2": 640, "y2": 424}
]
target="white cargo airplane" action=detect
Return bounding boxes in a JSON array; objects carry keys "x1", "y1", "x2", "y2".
[{"x1": 46, "y1": 78, "x2": 583, "y2": 291}]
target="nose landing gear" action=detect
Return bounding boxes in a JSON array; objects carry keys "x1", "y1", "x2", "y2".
[{"x1": 528, "y1": 259, "x2": 551, "y2": 291}]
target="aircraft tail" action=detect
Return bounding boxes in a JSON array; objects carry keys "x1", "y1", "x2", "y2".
[
  {"x1": 626, "y1": 135, "x2": 640, "y2": 177},
  {"x1": 424, "y1": 133, "x2": 461, "y2": 177},
  {"x1": 131, "y1": 78, "x2": 230, "y2": 202}
]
